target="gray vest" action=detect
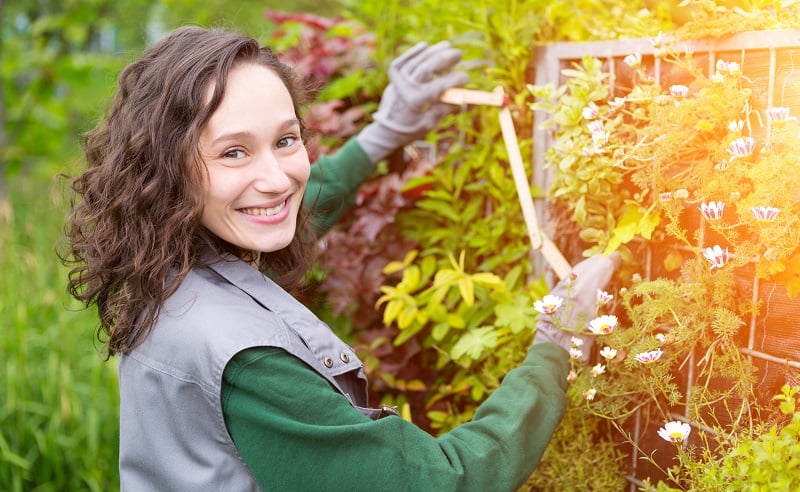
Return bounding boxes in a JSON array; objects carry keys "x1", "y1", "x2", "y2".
[{"x1": 118, "y1": 257, "x2": 389, "y2": 491}]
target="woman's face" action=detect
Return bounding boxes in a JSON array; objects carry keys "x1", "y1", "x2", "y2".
[{"x1": 198, "y1": 63, "x2": 309, "y2": 256}]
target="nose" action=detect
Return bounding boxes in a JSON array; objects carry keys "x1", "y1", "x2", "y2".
[{"x1": 252, "y1": 152, "x2": 291, "y2": 194}]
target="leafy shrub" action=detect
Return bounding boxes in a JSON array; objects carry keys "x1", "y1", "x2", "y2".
[
  {"x1": 528, "y1": 12, "x2": 800, "y2": 487},
  {"x1": 642, "y1": 384, "x2": 800, "y2": 491}
]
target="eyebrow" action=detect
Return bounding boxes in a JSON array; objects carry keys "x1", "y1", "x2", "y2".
[{"x1": 209, "y1": 118, "x2": 300, "y2": 147}]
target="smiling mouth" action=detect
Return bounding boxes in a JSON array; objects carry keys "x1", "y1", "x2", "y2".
[{"x1": 239, "y1": 200, "x2": 286, "y2": 217}]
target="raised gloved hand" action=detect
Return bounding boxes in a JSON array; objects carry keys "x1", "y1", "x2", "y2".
[
  {"x1": 356, "y1": 41, "x2": 469, "y2": 163},
  {"x1": 533, "y1": 253, "x2": 620, "y2": 361}
]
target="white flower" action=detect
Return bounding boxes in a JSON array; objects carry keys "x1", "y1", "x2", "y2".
[
  {"x1": 765, "y1": 106, "x2": 792, "y2": 122},
  {"x1": 596, "y1": 289, "x2": 614, "y2": 305},
  {"x1": 669, "y1": 84, "x2": 688, "y2": 97},
  {"x1": 599, "y1": 346, "x2": 618, "y2": 360},
  {"x1": 583, "y1": 388, "x2": 597, "y2": 401},
  {"x1": 716, "y1": 59, "x2": 740, "y2": 76},
  {"x1": 590, "y1": 363, "x2": 606, "y2": 377},
  {"x1": 658, "y1": 420, "x2": 691, "y2": 443},
  {"x1": 582, "y1": 101, "x2": 599, "y2": 120},
  {"x1": 674, "y1": 189, "x2": 689, "y2": 200},
  {"x1": 635, "y1": 348, "x2": 663, "y2": 363},
  {"x1": 569, "y1": 348, "x2": 583, "y2": 360},
  {"x1": 592, "y1": 131, "x2": 610, "y2": 150},
  {"x1": 567, "y1": 370, "x2": 578, "y2": 382},
  {"x1": 699, "y1": 201, "x2": 725, "y2": 220},
  {"x1": 534, "y1": 294, "x2": 564, "y2": 315},
  {"x1": 751, "y1": 206, "x2": 781, "y2": 222},
  {"x1": 703, "y1": 245, "x2": 729, "y2": 270},
  {"x1": 587, "y1": 120, "x2": 609, "y2": 149},
  {"x1": 587, "y1": 120, "x2": 605, "y2": 134},
  {"x1": 726, "y1": 136, "x2": 755, "y2": 158},
  {"x1": 571, "y1": 336, "x2": 585, "y2": 347},
  {"x1": 588, "y1": 315, "x2": 618, "y2": 335},
  {"x1": 728, "y1": 120, "x2": 744, "y2": 133}
]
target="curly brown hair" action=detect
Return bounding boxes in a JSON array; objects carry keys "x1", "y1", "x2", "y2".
[{"x1": 63, "y1": 26, "x2": 314, "y2": 357}]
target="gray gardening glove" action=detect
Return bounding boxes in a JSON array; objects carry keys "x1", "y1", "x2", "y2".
[
  {"x1": 356, "y1": 41, "x2": 469, "y2": 163},
  {"x1": 533, "y1": 253, "x2": 620, "y2": 361}
]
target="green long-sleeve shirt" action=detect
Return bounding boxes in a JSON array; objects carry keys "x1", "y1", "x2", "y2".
[
  {"x1": 303, "y1": 138, "x2": 377, "y2": 235},
  {"x1": 222, "y1": 343, "x2": 569, "y2": 491}
]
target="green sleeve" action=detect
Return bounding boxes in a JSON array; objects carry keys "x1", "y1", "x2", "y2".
[
  {"x1": 222, "y1": 343, "x2": 570, "y2": 491},
  {"x1": 304, "y1": 138, "x2": 377, "y2": 235}
]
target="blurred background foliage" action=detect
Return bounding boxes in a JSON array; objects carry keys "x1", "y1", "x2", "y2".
[{"x1": 1, "y1": 0, "x2": 675, "y2": 489}]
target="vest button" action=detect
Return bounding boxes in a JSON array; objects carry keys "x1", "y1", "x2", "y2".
[
  {"x1": 340, "y1": 352, "x2": 350, "y2": 363},
  {"x1": 323, "y1": 357, "x2": 334, "y2": 368}
]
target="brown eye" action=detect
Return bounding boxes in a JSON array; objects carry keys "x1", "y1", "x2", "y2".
[
  {"x1": 222, "y1": 149, "x2": 245, "y2": 159},
  {"x1": 276, "y1": 135, "x2": 299, "y2": 149}
]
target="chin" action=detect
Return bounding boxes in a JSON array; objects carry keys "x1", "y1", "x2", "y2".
[{"x1": 253, "y1": 232, "x2": 296, "y2": 254}]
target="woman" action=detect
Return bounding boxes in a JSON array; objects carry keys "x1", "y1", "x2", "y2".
[{"x1": 64, "y1": 26, "x2": 616, "y2": 491}]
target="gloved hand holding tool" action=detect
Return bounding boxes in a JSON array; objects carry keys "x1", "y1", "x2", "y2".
[
  {"x1": 357, "y1": 41, "x2": 469, "y2": 163},
  {"x1": 533, "y1": 253, "x2": 621, "y2": 360}
]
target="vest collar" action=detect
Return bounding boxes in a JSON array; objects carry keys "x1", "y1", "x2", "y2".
[{"x1": 205, "y1": 255, "x2": 363, "y2": 378}]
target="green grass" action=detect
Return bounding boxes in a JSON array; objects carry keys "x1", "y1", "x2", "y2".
[{"x1": 1, "y1": 174, "x2": 120, "y2": 491}]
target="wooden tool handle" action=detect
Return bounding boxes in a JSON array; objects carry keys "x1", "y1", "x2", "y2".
[
  {"x1": 497, "y1": 105, "x2": 572, "y2": 279},
  {"x1": 439, "y1": 86, "x2": 573, "y2": 279},
  {"x1": 439, "y1": 88, "x2": 509, "y2": 107}
]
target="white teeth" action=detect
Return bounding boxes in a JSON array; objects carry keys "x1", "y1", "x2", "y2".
[{"x1": 241, "y1": 201, "x2": 285, "y2": 216}]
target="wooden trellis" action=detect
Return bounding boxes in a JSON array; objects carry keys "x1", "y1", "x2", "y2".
[{"x1": 531, "y1": 29, "x2": 800, "y2": 490}]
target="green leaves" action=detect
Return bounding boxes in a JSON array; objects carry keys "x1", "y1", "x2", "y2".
[
  {"x1": 494, "y1": 292, "x2": 537, "y2": 334},
  {"x1": 377, "y1": 250, "x2": 506, "y2": 337},
  {"x1": 603, "y1": 203, "x2": 661, "y2": 255},
  {"x1": 450, "y1": 326, "x2": 499, "y2": 360},
  {"x1": 529, "y1": 55, "x2": 640, "y2": 256},
  {"x1": 691, "y1": 385, "x2": 800, "y2": 491}
]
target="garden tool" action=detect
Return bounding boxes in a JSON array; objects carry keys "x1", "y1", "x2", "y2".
[{"x1": 440, "y1": 87, "x2": 572, "y2": 279}]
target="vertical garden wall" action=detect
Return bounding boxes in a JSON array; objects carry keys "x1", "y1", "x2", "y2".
[{"x1": 530, "y1": 29, "x2": 800, "y2": 489}]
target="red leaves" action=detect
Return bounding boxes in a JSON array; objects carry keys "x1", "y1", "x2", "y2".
[
  {"x1": 264, "y1": 10, "x2": 338, "y2": 31},
  {"x1": 265, "y1": 9, "x2": 375, "y2": 89},
  {"x1": 316, "y1": 146, "x2": 439, "y2": 328}
]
